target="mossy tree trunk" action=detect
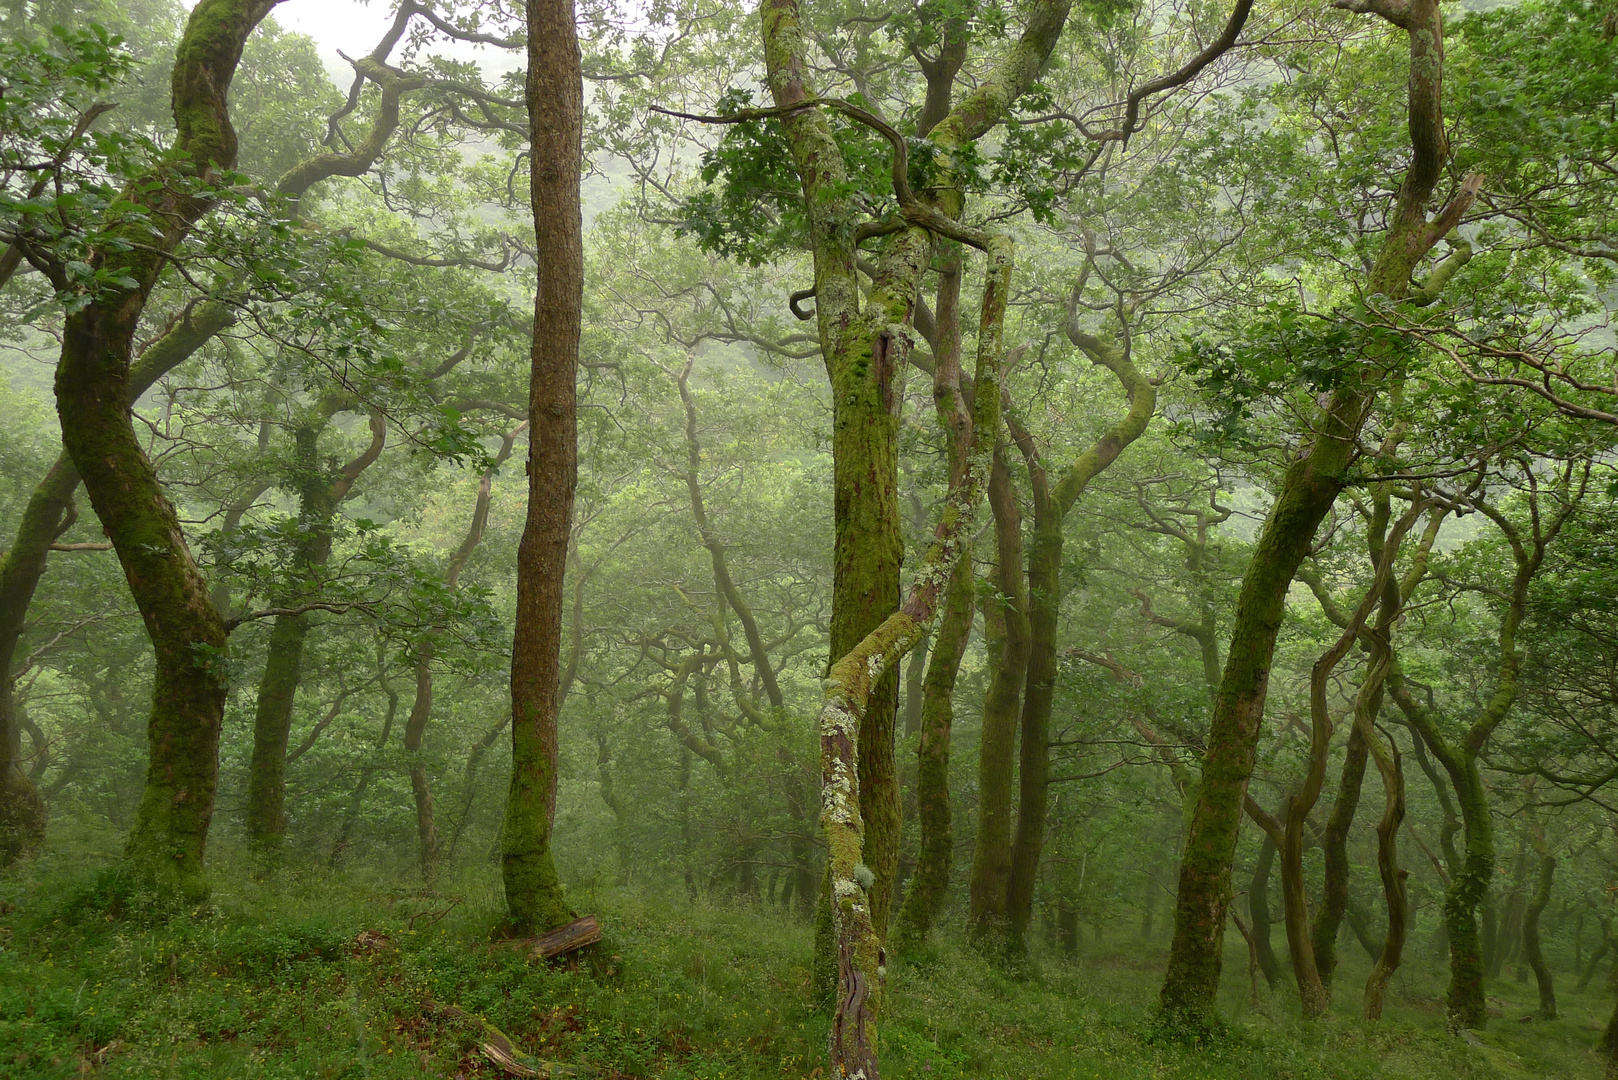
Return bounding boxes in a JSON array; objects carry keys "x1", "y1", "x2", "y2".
[
  {"x1": 245, "y1": 413, "x2": 383, "y2": 853},
  {"x1": 0, "y1": 299, "x2": 235, "y2": 865},
  {"x1": 968, "y1": 448, "x2": 1027, "y2": 949},
  {"x1": 45, "y1": 0, "x2": 282, "y2": 905},
  {"x1": 503, "y1": 0, "x2": 582, "y2": 934},
  {"x1": 757, "y1": 0, "x2": 1074, "y2": 978},
  {"x1": 1159, "y1": 0, "x2": 1478, "y2": 1023},
  {"x1": 1003, "y1": 321, "x2": 1155, "y2": 955},
  {"x1": 815, "y1": 233, "x2": 1009, "y2": 1079},
  {"x1": 1389, "y1": 477, "x2": 1579, "y2": 1028}
]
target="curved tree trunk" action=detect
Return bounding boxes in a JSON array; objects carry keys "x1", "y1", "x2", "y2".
[
  {"x1": 50, "y1": 0, "x2": 280, "y2": 905},
  {"x1": 1249, "y1": 833, "x2": 1281, "y2": 991},
  {"x1": 1312, "y1": 723, "x2": 1367, "y2": 987},
  {"x1": 503, "y1": 0, "x2": 582, "y2": 934},
  {"x1": 1158, "y1": 0, "x2": 1474, "y2": 1023},
  {"x1": 1524, "y1": 852, "x2": 1557, "y2": 1020}
]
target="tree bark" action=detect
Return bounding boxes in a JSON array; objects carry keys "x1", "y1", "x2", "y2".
[
  {"x1": 968, "y1": 448, "x2": 1027, "y2": 949},
  {"x1": 1523, "y1": 852, "x2": 1557, "y2": 1020},
  {"x1": 503, "y1": 0, "x2": 581, "y2": 935},
  {"x1": 1249, "y1": 834, "x2": 1281, "y2": 991},
  {"x1": 1159, "y1": 0, "x2": 1473, "y2": 1022},
  {"x1": 1312, "y1": 723, "x2": 1367, "y2": 987},
  {"x1": 49, "y1": 0, "x2": 281, "y2": 904},
  {"x1": 815, "y1": 233, "x2": 1009, "y2": 1079}
]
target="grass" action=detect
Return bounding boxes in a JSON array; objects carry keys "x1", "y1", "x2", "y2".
[{"x1": 1, "y1": 847, "x2": 1611, "y2": 1079}]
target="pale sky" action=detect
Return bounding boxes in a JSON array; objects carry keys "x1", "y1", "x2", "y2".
[{"x1": 256, "y1": 1, "x2": 526, "y2": 87}]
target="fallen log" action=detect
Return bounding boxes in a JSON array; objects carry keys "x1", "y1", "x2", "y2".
[{"x1": 511, "y1": 915, "x2": 601, "y2": 960}]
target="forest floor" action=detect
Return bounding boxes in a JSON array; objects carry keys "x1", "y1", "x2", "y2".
[{"x1": 1, "y1": 846, "x2": 1610, "y2": 1079}]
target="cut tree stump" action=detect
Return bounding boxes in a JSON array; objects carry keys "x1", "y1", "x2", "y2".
[{"x1": 512, "y1": 915, "x2": 601, "y2": 960}]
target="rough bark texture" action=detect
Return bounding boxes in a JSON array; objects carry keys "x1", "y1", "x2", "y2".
[
  {"x1": 1159, "y1": 0, "x2": 1470, "y2": 1023},
  {"x1": 503, "y1": 0, "x2": 581, "y2": 935},
  {"x1": 815, "y1": 234, "x2": 1009, "y2": 1079},
  {"x1": 48, "y1": 0, "x2": 280, "y2": 905}
]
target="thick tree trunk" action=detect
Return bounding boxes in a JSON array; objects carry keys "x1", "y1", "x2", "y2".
[
  {"x1": 1313, "y1": 723, "x2": 1367, "y2": 986},
  {"x1": 503, "y1": 0, "x2": 581, "y2": 935},
  {"x1": 1159, "y1": 448, "x2": 1358, "y2": 1021},
  {"x1": 51, "y1": 0, "x2": 279, "y2": 905},
  {"x1": 815, "y1": 236, "x2": 1009, "y2": 1076},
  {"x1": 1160, "y1": 0, "x2": 1474, "y2": 1009},
  {"x1": 1524, "y1": 853, "x2": 1557, "y2": 1020},
  {"x1": 0, "y1": 298, "x2": 235, "y2": 864}
]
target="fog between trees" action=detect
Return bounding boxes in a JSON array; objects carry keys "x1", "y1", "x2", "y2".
[{"x1": 6, "y1": 0, "x2": 1618, "y2": 1076}]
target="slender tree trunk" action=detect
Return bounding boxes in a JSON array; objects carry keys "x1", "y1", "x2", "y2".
[
  {"x1": 1524, "y1": 853, "x2": 1557, "y2": 1020},
  {"x1": 1361, "y1": 708, "x2": 1408, "y2": 1019},
  {"x1": 1581, "y1": 919, "x2": 1612, "y2": 991},
  {"x1": 1006, "y1": 511, "x2": 1059, "y2": 954},
  {"x1": 0, "y1": 459, "x2": 76, "y2": 861},
  {"x1": 891, "y1": 550, "x2": 972, "y2": 954},
  {"x1": 245, "y1": 413, "x2": 383, "y2": 853},
  {"x1": 968, "y1": 448, "x2": 1027, "y2": 949},
  {"x1": 1313, "y1": 723, "x2": 1367, "y2": 987},
  {"x1": 503, "y1": 0, "x2": 581, "y2": 934},
  {"x1": 1250, "y1": 834, "x2": 1281, "y2": 991}
]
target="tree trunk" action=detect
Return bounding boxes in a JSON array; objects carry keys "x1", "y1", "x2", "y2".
[
  {"x1": 968, "y1": 448, "x2": 1027, "y2": 949},
  {"x1": 1361, "y1": 697, "x2": 1408, "y2": 1019},
  {"x1": 1443, "y1": 758, "x2": 1494, "y2": 1028},
  {"x1": 0, "y1": 458, "x2": 76, "y2": 862},
  {"x1": 503, "y1": 0, "x2": 581, "y2": 935},
  {"x1": 1250, "y1": 834, "x2": 1281, "y2": 991},
  {"x1": 51, "y1": 0, "x2": 278, "y2": 905},
  {"x1": 1523, "y1": 853, "x2": 1557, "y2": 1020},
  {"x1": 1006, "y1": 510, "x2": 1059, "y2": 954},
  {"x1": 1158, "y1": 0, "x2": 1471, "y2": 1024},
  {"x1": 891, "y1": 549, "x2": 972, "y2": 955},
  {"x1": 1313, "y1": 723, "x2": 1367, "y2": 987}
]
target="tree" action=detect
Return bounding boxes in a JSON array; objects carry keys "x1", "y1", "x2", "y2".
[
  {"x1": 1159, "y1": 0, "x2": 1481, "y2": 1025},
  {"x1": 503, "y1": 0, "x2": 584, "y2": 935}
]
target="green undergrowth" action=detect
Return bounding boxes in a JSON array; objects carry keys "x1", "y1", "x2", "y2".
[{"x1": 0, "y1": 850, "x2": 1609, "y2": 1079}]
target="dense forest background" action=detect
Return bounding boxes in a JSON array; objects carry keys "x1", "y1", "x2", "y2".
[{"x1": 6, "y1": 0, "x2": 1618, "y2": 1076}]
